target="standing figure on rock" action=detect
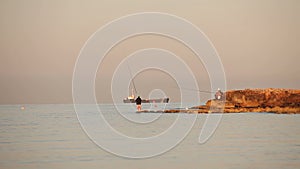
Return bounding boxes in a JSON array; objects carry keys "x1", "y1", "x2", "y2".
[
  {"x1": 215, "y1": 88, "x2": 224, "y2": 100},
  {"x1": 135, "y1": 96, "x2": 142, "y2": 112}
]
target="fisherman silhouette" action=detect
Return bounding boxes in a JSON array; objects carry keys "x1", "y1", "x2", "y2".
[
  {"x1": 135, "y1": 96, "x2": 142, "y2": 112},
  {"x1": 215, "y1": 88, "x2": 224, "y2": 100}
]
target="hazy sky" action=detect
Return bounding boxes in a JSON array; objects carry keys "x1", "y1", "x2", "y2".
[{"x1": 0, "y1": 0, "x2": 299, "y2": 104}]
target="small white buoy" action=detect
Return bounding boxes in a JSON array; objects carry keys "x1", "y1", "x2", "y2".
[{"x1": 20, "y1": 106, "x2": 25, "y2": 110}]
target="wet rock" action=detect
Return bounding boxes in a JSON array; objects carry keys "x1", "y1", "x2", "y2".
[{"x1": 165, "y1": 88, "x2": 300, "y2": 114}]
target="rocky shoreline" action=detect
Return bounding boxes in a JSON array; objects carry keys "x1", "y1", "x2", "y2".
[{"x1": 164, "y1": 88, "x2": 300, "y2": 114}]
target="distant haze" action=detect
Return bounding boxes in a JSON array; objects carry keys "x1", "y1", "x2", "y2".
[{"x1": 0, "y1": 0, "x2": 299, "y2": 104}]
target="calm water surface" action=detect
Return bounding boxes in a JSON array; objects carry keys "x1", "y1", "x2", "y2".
[{"x1": 0, "y1": 104, "x2": 299, "y2": 169}]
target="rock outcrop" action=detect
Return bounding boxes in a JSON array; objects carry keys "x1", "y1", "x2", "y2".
[{"x1": 164, "y1": 88, "x2": 300, "y2": 114}]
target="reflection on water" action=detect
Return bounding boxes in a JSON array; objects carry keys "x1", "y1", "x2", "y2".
[{"x1": 0, "y1": 104, "x2": 299, "y2": 169}]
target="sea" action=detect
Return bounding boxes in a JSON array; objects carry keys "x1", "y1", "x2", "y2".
[{"x1": 0, "y1": 104, "x2": 299, "y2": 169}]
